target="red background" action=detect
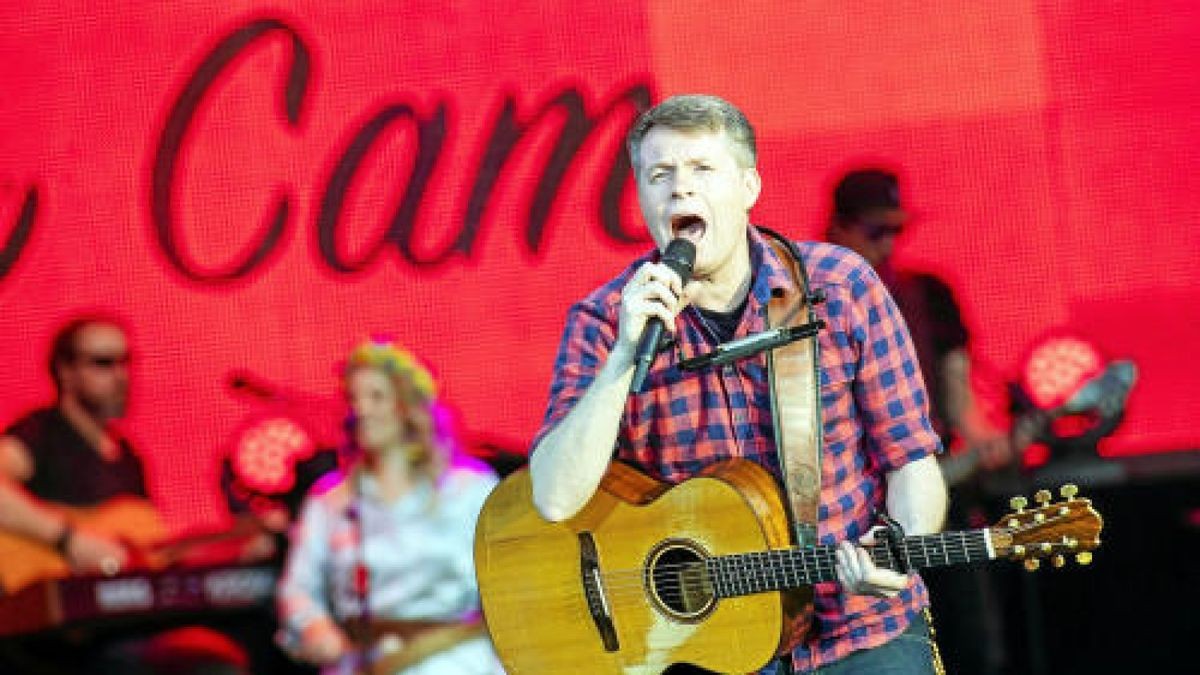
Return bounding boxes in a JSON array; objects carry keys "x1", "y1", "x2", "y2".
[{"x1": 2, "y1": 1, "x2": 1198, "y2": 532}]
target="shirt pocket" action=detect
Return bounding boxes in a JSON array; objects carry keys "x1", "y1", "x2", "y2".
[
  {"x1": 817, "y1": 331, "x2": 856, "y2": 390},
  {"x1": 818, "y1": 355, "x2": 857, "y2": 447}
]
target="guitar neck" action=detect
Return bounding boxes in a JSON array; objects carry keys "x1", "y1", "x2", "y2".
[
  {"x1": 706, "y1": 528, "x2": 995, "y2": 598},
  {"x1": 941, "y1": 408, "x2": 1056, "y2": 487}
]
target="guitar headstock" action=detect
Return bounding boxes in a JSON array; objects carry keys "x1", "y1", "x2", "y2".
[{"x1": 989, "y1": 484, "x2": 1103, "y2": 571}]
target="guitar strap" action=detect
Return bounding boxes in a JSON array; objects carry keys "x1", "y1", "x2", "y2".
[
  {"x1": 351, "y1": 618, "x2": 487, "y2": 674},
  {"x1": 761, "y1": 228, "x2": 947, "y2": 675},
  {"x1": 760, "y1": 228, "x2": 822, "y2": 547}
]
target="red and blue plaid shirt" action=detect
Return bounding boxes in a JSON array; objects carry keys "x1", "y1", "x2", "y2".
[{"x1": 532, "y1": 226, "x2": 943, "y2": 672}]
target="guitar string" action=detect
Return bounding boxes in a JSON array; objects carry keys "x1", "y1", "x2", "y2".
[
  {"x1": 481, "y1": 546, "x2": 993, "y2": 609},
  {"x1": 481, "y1": 536, "x2": 993, "y2": 603},
  {"x1": 482, "y1": 513, "x2": 1086, "y2": 603},
  {"x1": 481, "y1": 545, "x2": 965, "y2": 609},
  {"x1": 480, "y1": 553, "x2": 987, "y2": 609},
  {"x1": 596, "y1": 533, "x2": 991, "y2": 591},
  {"x1": 591, "y1": 536, "x2": 991, "y2": 597},
  {"x1": 481, "y1": 517, "x2": 1091, "y2": 606}
]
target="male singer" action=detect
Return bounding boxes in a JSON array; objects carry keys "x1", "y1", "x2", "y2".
[{"x1": 528, "y1": 94, "x2": 947, "y2": 674}]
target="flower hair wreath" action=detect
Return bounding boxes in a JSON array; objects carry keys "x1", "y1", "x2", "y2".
[{"x1": 344, "y1": 340, "x2": 438, "y2": 402}]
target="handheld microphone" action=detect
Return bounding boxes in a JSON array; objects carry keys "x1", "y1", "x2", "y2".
[{"x1": 629, "y1": 239, "x2": 696, "y2": 393}]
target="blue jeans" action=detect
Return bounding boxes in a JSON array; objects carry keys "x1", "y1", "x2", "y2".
[{"x1": 766, "y1": 614, "x2": 937, "y2": 675}]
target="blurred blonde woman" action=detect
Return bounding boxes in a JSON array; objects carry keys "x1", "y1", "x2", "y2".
[{"x1": 277, "y1": 338, "x2": 502, "y2": 674}]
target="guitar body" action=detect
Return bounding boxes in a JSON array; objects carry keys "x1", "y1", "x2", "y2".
[
  {"x1": 476, "y1": 460, "x2": 1105, "y2": 675},
  {"x1": 0, "y1": 497, "x2": 165, "y2": 592},
  {"x1": 474, "y1": 460, "x2": 806, "y2": 675}
]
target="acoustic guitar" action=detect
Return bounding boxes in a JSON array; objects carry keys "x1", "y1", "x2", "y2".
[
  {"x1": 939, "y1": 360, "x2": 1137, "y2": 487},
  {"x1": 474, "y1": 459, "x2": 1103, "y2": 675},
  {"x1": 0, "y1": 498, "x2": 274, "y2": 593},
  {"x1": 0, "y1": 497, "x2": 166, "y2": 593}
]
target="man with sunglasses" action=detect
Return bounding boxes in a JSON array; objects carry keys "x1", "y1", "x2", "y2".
[
  {"x1": 0, "y1": 316, "x2": 251, "y2": 674},
  {"x1": 825, "y1": 168, "x2": 1014, "y2": 675},
  {"x1": 0, "y1": 316, "x2": 143, "y2": 577},
  {"x1": 826, "y1": 168, "x2": 1012, "y2": 469},
  {"x1": 825, "y1": 169, "x2": 907, "y2": 269}
]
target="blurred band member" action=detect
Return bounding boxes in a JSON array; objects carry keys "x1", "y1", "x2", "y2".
[
  {"x1": 277, "y1": 338, "x2": 502, "y2": 674},
  {"x1": 0, "y1": 316, "x2": 247, "y2": 674}
]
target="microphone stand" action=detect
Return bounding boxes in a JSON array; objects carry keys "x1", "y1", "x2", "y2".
[
  {"x1": 678, "y1": 320, "x2": 825, "y2": 371},
  {"x1": 347, "y1": 472, "x2": 374, "y2": 675}
]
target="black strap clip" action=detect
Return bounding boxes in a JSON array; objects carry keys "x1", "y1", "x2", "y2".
[{"x1": 875, "y1": 511, "x2": 911, "y2": 574}]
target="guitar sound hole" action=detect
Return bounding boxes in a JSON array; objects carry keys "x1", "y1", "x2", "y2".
[{"x1": 645, "y1": 540, "x2": 715, "y2": 622}]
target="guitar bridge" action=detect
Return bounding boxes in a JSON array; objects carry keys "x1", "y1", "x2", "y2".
[{"x1": 578, "y1": 532, "x2": 620, "y2": 652}]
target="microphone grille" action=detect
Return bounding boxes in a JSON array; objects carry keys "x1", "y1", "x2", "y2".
[{"x1": 662, "y1": 238, "x2": 696, "y2": 280}]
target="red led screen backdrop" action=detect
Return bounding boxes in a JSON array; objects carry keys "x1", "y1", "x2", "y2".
[{"x1": 2, "y1": 1, "x2": 1198, "y2": 530}]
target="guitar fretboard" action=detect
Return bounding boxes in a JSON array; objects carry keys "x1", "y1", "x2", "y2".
[{"x1": 704, "y1": 529, "x2": 993, "y2": 598}]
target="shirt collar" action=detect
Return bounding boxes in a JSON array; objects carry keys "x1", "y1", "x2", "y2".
[{"x1": 747, "y1": 225, "x2": 799, "y2": 305}]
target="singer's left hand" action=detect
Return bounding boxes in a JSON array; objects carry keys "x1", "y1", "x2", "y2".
[{"x1": 834, "y1": 529, "x2": 910, "y2": 598}]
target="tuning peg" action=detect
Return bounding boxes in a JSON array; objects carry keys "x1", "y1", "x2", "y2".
[
  {"x1": 1040, "y1": 543, "x2": 1053, "y2": 554},
  {"x1": 1052, "y1": 555, "x2": 1066, "y2": 568},
  {"x1": 1060, "y1": 484, "x2": 1079, "y2": 501},
  {"x1": 1063, "y1": 537, "x2": 1078, "y2": 550},
  {"x1": 1024, "y1": 558, "x2": 1041, "y2": 572},
  {"x1": 1075, "y1": 552, "x2": 1093, "y2": 566},
  {"x1": 1012, "y1": 545, "x2": 1026, "y2": 558},
  {"x1": 1010, "y1": 496, "x2": 1028, "y2": 512},
  {"x1": 1034, "y1": 489, "x2": 1052, "y2": 505}
]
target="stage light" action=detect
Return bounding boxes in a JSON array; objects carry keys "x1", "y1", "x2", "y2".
[
  {"x1": 1021, "y1": 334, "x2": 1104, "y2": 411},
  {"x1": 1014, "y1": 331, "x2": 1137, "y2": 463},
  {"x1": 220, "y1": 410, "x2": 340, "y2": 530},
  {"x1": 230, "y1": 415, "x2": 316, "y2": 495}
]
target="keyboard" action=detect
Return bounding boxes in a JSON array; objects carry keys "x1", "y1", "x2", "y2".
[{"x1": 0, "y1": 563, "x2": 277, "y2": 637}]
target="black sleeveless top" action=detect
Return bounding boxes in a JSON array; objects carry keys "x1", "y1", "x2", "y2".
[{"x1": 6, "y1": 408, "x2": 147, "y2": 506}]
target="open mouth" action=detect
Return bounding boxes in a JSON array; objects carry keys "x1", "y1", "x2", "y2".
[{"x1": 670, "y1": 213, "x2": 707, "y2": 242}]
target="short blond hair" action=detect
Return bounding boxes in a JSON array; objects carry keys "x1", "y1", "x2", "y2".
[{"x1": 626, "y1": 94, "x2": 757, "y2": 171}]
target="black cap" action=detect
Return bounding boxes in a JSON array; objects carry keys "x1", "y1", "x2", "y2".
[{"x1": 833, "y1": 168, "x2": 905, "y2": 221}]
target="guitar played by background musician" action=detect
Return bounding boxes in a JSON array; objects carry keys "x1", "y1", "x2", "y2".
[
  {"x1": 0, "y1": 316, "x2": 256, "y2": 674},
  {"x1": 529, "y1": 95, "x2": 948, "y2": 674}
]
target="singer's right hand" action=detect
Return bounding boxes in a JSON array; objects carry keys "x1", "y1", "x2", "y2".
[{"x1": 617, "y1": 261, "x2": 690, "y2": 357}]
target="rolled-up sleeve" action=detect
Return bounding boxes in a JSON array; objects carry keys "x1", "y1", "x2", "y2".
[
  {"x1": 528, "y1": 298, "x2": 618, "y2": 453},
  {"x1": 848, "y1": 265, "x2": 942, "y2": 472}
]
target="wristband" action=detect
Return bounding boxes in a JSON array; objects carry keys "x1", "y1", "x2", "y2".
[{"x1": 53, "y1": 522, "x2": 74, "y2": 557}]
